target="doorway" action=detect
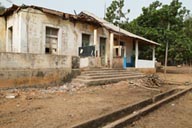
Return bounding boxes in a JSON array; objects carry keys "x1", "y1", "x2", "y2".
[
  {"x1": 8, "y1": 26, "x2": 13, "y2": 52},
  {"x1": 100, "y1": 37, "x2": 106, "y2": 66}
]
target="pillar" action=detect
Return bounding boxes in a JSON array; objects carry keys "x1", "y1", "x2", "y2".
[
  {"x1": 110, "y1": 33, "x2": 114, "y2": 68},
  {"x1": 93, "y1": 29, "x2": 97, "y2": 45},
  {"x1": 152, "y1": 45, "x2": 156, "y2": 68},
  {"x1": 94, "y1": 29, "x2": 98, "y2": 57},
  {"x1": 135, "y1": 40, "x2": 139, "y2": 68}
]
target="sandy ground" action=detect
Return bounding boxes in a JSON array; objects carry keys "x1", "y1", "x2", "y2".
[
  {"x1": 0, "y1": 81, "x2": 164, "y2": 128},
  {"x1": 127, "y1": 92, "x2": 192, "y2": 128},
  {"x1": 158, "y1": 72, "x2": 192, "y2": 83},
  {"x1": 0, "y1": 66, "x2": 191, "y2": 128},
  {"x1": 126, "y1": 67, "x2": 192, "y2": 128}
]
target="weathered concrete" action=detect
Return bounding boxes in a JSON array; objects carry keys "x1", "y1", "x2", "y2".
[
  {"x1": 73, "y1": 69, "x2": 145, "y2": 85},
  {"x1": 103, "y1": 87, "x2": 192, "y2": 128},
  {"x1": 80, "y1": 57, "x2": 101, "y2": 68},
  {"x1": 72, "y1": 87, "x2": 192, "y2": 128},
  {"x1": 0, "y1": 68, "x2": 81, "y2": 89},
  {"x1": 1, "y1": 6, "x2": 159, "y2": 70},
  {"x1": 0, "y1": 52, "x2": 71, "y2": 69},
  {"x1": 72, "y1": 98, "x2": 153, "y2": 128},
  {"x1": 0, "y1": 17, "x2": 6, "y2": 52},
  {"x1": 0, "y1": 68, "x2": 71, "y2": 88},
  {"x1": 72, "y1": 56, "x2": 80, "y2": 69},
  {"x1": 0, "y1": 53, "x2": 80, "y2": 89},
  {"x1": 5, "y1": 8, "x2": 110, "y2": 57}
]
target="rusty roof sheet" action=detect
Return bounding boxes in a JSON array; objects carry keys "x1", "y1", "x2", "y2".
[
  {"x1": 1, "y1": 4, "x2": 75, "y2": 19},
  {"x1": 0, "y1": 4, "x2": 100, "y2": 25},
  {"x1": 1, "y1": 4, "x2": 159, "y2": 45},
  {"x1": 80, "y1": 11, "x2": 160, "y2": 46}
]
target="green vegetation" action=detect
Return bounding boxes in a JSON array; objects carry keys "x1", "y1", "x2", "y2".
[
  {"x1": 105, "y1": 0, "x2": 192, "y2": 65},
  {"x1": 0, "y1": 2, "x2": 5, "y2": 14},
  {"x1": 104, "y1": 0, "x2": 130, "y2": 25}
]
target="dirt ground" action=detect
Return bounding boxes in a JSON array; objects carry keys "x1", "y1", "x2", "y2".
[
  {"x1": 0, "y1": 66, "x2": 191, "y2": 128},
  {"x1": 126, "y1": 66, "x2": 192, "y2": 128},
  {"x1": 127, "y1": 92, "x2": 192, "y2": 128},
  {"x1": 0, "y1": 81, "x2": 165, "y2": 128}
]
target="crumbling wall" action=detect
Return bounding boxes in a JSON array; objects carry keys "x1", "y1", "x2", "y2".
[
  {"x1": 80, "y1": 57, "x2": 101, "y2": 68},
  {"x1": 18, "y1": 8, "x2": 108, "y2": 56},
  {"x1": 0, "y1": 53, "x2": 76, "y2": 89},
  {"x1": 6, "y1": 13, "x2": 21, "y2": 52},
  {"x1": 0, "y1": 17, "x2": 6, "y2": 52},
  {"x1": 0, "y1": 52, "x2": 71, "y2": 69}
]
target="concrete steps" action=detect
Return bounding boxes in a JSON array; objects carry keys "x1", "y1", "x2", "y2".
[
  {"x1": 73, "y1": 69, "x2": 145, "y2": 85},
  {"x1": 71, "y1": 87, "x2": 192, "y2": 128}
]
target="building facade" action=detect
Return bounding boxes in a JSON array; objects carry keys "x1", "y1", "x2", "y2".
[{"x1": 0, "y1": 5, "x2": 159, "y2": 88}]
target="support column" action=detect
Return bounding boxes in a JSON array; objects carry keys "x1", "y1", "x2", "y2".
[
  {"x1": 93, "y1": 29, "x2": 97, "y2": 46},
  {"x1": 94, "y1": 29, "x2": 98, "y2": 57},
  {"x1": 110, "y1": 33, "x2": 114, "y2": 68},
  {"x1": 135, "y1": 40, "x2": 139, "y2": 68},
  {"x1": 18, "y1": 13, "x2": 22, "y2": 53},
  {"x1": 152, "y1": 45, "x2": 156, "y2": 68}
]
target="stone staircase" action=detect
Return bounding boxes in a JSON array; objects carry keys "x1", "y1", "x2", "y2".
[{"x1": 73, "y1": 68, "x2": 145, "y2": 85}]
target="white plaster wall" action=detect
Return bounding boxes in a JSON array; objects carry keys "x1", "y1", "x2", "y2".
[
  {"x1": 0, "y1": 17, "x2": 6, "y2": 52},
  {"x1": 98, "y1": 28, "x2": 110, "y2": 64},
  {"x1": 15, "y1": 8, "x2": 109, "y2": 56},
  {"x1": 6, "y1": 13, "x2": 21, "y2": 52},
  {"x1": 80, "y1": 58, "x2": 89, "y2": 68},
  {"x1": 137, "y1": 59, "x2": 155, "y2": 68},
  {"x1": 125, "y1": 38, "x2": 133, "y2": 63},
  {"x1": 113, "y1": 36, "x2": 133, "y2": 63}
]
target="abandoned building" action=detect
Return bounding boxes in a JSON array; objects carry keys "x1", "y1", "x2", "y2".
[{"x1": 0, "y1": 5, "x2": 159, "y2": 88}]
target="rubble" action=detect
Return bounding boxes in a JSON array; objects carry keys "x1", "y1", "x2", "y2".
[
  {"x1": 0, "y1": 75, "x2": 165, "y2": 100},
  {"x1": 0, "y1": 82, "x2": 86, "y2": 100},
  {"x1": 5, "y1": 93, "x2": 19, "y2": 99},
  {"x1": 129, "y1": 74, "x2": 163, "y2": 89}
]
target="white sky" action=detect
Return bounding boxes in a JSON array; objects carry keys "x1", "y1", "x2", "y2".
[{"x1": 1, "y1": 0, "x2": 191, "y2": 21}]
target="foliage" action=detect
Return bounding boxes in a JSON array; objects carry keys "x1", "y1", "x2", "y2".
[
  {"x1": 104, "y1": 0, "x2": 130, "y2": 25},
  {"x1": 0, "y1": 2, "x2": 5, "y2": 14},
  {"x1": 105, "y1": 0, "x2": 192, "y2": 65}
]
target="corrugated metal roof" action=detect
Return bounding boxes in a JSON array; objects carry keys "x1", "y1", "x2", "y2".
[
  {"x1": 0, "y1": 5, "x2": 100, "y2": 25},
  {"x1": 1, "y1": 4, "x2": 159, "y2": 46},
  {"x1": 1, "y1": 5, "x2": 76, "y2": 19},
  {"x1": 81, "y1": 11, "x2": 160, "y2": 46}
]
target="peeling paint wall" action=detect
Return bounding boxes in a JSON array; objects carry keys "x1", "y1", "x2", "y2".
[
  {"x1": 4, "y1": 8, "x2": 116, "y2": 67},
  {"x1": 5, "y1": 8, "x2": 109, "y2": 56},
  {"x1": 0, "y1": 17, "x2": 6, "y2": 52},
  {"x1": 6, "y1": 13, "x2": 21, "y2": 52},
  {"x1": 80, "y1": 57, "x2": 101, "y2": 68},
  {"x1": 114, "y1": 35, "x2": 133, "y2": 63}
]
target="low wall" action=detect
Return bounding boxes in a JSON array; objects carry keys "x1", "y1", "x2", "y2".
[
  {"x1": 0, "y1": 68, "x2": 72, "y2": 88},
  {"x1": 137, "y1": 59, "x2": 155, "y2": 68},
  {"x1": 0, "y1": 53, "x2": 80, "y2": 89},
  {"x1": 80, "y1": 57, "x2": 101, "y2": 68},
  {"x1": 0, "y1": 52, "x2": 71, "y2": 69}
]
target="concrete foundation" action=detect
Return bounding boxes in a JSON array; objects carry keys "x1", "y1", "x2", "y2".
[{"x1": 0, "y1": 53, "x2": 80, "y2": 89}]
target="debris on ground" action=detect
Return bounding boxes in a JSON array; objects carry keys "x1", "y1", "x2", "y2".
[
  {"x1": 0, "y1": 82, "x2": 86, "y2": 100},
  {"x1": 129, "y1": 74, "x2": 163, "y2": 89},
  {"x1": 0, "y1": 75, "x2": 166, "y2": 100},
  {"x1": 41, "y1": 82, "x2": 85, "y2": 94},
  {"x1": 5, "y1": 93, "x2": 19, "y2": 99}
]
